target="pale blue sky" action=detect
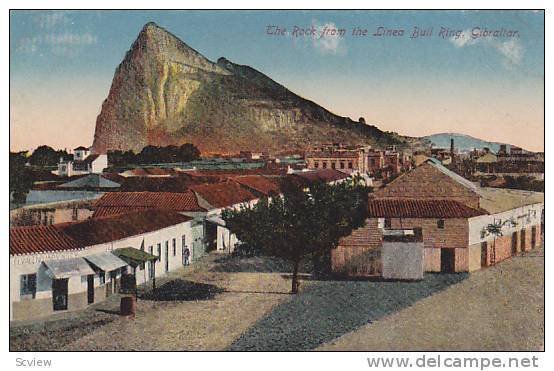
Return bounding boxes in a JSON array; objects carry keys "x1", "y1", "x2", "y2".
[{"x1": 10, "y1": 10, "x2": 545, "y2": 151}]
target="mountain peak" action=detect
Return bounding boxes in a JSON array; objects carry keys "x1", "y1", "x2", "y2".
[
  {"x1": 92, "y1": 23, "x2": 401, "y2": 154},
  {"x1": 128, "y1": 22, "x2": 230, "y2": 75}
]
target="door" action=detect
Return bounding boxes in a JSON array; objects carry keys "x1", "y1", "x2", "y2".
[
  {"x1": 481, "y1": 242, "x2": 488, "y2": 267},
  {"x1": 520, "y1": 229, "x2": 526, "y2": 252},
  {"x1": 52, "y1": 278, "x2": 68, "y2": 311},
  {"x1": 511, "y1": 232, "x2": 518, "y2": 255},
  {"x1": 205, "y1": 222, "x2": 217, "y2": 251},
  {"x1": 87, "y1": 275, "x2": 94, "y2": 304},
  {"x1": 164, "y1": 242, "x2": 169, "y2": 273},
  {"x1": 149, "y1": 261, "x2": 155, "y2": 280},
  {"x1": 440, "y1": 248, "x2": 456, "y2": 273}
]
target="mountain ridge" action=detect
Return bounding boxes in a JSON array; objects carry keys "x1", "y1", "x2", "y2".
[
  {"x1": 92, "y1": 22, "x2": 407, "y2": 155},
  {"x1": 423, "y1": 132, "x2": 517, "y2": 153}
]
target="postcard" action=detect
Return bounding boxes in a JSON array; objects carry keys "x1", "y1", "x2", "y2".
[{"x1": 8, "y1": 8, "x2": 545, "y2": 360}]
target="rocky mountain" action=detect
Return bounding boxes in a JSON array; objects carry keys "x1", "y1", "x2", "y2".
[
  {"x1": 92, "y1": 22, "x2": 405, "y2": 155},
  {"x1": 423, "y1": 133, "x2": 510, "y2": 153}
]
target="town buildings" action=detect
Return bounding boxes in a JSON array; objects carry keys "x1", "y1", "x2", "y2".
[
  {"x1": 305, "y1": 143, "x2": 404, "y2": 180},
  {"x1": 10, "y1": 210, "x2": 194, "y2": 321},
  {"x1": 332, "y1": 159, "x2": 544, "y2": 277},
  {"x1": 55, "y1": 146, "x2": 108, "y2": 177}
]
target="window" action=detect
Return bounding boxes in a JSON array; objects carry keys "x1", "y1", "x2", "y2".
[
  {"x1": 157, "y1": 243, "x2": 161, "y2": 261},
  {"x1": 348, "y1": 162, "x2": 353, "y2": 169},
  {"x1": 322, "y1": 162, "x2": 327, "y2": 169},
  {"x1": 172, "y1": 238, "x2": 177, "y2": 256},
  {"x1": 72, "y1": 207, "x2": 78, "y2": 221},
  {"x1": 331, "y1": 162, "x2": 336, "y2": 169},
  {"x1": 20, "y1": 274, "x2": 37, "y2": 299},
  {"x1": 340, "y1": 162, "x2": 345, "y2": 169},
  {"x1": 314, "y1": 161, "x2": 319, "y2": 168},
  {"x1": 437, "y1": 219, "x2": 445, "y2": 229},
  {"x1": 384, "y1": 218, "x2": 391, "y2": 229},
  {"x1": 98, "y1": 272, "x2": 105, "y2": 285}
]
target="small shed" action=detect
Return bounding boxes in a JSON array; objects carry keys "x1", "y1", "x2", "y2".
[{"x1": 381, "y1": 228, "x2": 424, "y2": 280}]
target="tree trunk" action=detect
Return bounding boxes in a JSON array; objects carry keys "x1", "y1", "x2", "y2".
[{"x1": 291, "y1": 260, "x2": 300, "y2": 294}]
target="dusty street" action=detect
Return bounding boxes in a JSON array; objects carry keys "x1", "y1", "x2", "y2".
[{"x1": 318, "y1": 247, "x2": 544, "y2": 351}]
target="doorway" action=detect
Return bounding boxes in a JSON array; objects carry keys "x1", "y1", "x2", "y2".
[
  {"x1": 511, "y1": 232, "x2": 518, "y2": 256},
  {"x1": 440, "y1": 248, "x2": 456, "y2": 273},
  {"x1": 205, "y1": 222, "x2": 217, "y2": 251},
  {"x1": 164, "y1": 242, "x2": 169, "y2": 273},
  {"x1": 481, "y1": 242, "x2": 488, "y2": 267},
  {"x1": 520, "y1": 229, "x2": 526, "y2": 252},
  {"x1": 87, "y1": 275, "x2": 94, "y2": 304},
  {"x1": 52, "y1": 278, "x2": 68, "y2": 311}
]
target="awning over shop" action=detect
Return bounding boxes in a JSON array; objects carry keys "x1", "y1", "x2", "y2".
[
  {"x1": 112, "y1": 247, "x2": 158, "y2": 268},
  {"x1": 206, "y1": 215, "x2": 226, "y2": 227},
  {"x1": 43, "y1": 257, "x2": 95, "y2": 279},
  {"x1": 84, "y1": 252, "x2": 128, "y2": 272}
]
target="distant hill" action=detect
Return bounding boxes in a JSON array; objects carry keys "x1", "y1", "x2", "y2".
[{"x1": 423, "y1": 133, "x2": 509, "y2": 153}]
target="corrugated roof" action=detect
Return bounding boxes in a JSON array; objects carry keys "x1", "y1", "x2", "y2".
[
  {"x1": 189, "y1": 181, "x2": 258, "y2": 209},
  {"x1": 10, "y1": 225, "x2": 83, "y2": 255},
  {"x1": 291, "y1": 169, "x2": 350, "y2": 184},
  {"x1": 478, "y1": 187, "x2": 544, "y2": 214},
  {"x1": 368, "y1": 199, "x2": 486, "y2": 218},
  {"x1": 57, "y1": 209, "x2": 192, "y2": 247},
  {"x1": 58, "y1": 174, "x2": 121, "y2": 189},
  {"x1": 93, "y1": 191, "x2": 205, "y2": 212}
]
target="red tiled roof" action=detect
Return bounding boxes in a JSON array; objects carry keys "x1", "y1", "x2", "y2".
[
  {"x1": 57, "y1": 209, "x2": 192, "y2": 247},
  {"x1": 118, "y1": 176, "x2": 207, "y2": 192},
  {"x1": 92, "y1": 206, "x2": 151, "y2": 218},
  {"x1": 368, "y1": 199, "x2": 486, "y2": 219},
  {"x1": 233, "y1": 176, "x2": 282, "y2": 197},
  {"x1": 93, "y1": 191, "x2": 206, "y2": 215},
  {"x1": 10, "y1": 225, "x2": 83, "y2": 255},
  {"x1": 189, "y1": 181, "x2": 258, "y2": 209}
]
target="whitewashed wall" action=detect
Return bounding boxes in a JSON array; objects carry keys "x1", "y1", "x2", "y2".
[
  {"x1": 10, "y1": 219, "x2": 194, "y2": 319},
  {"x1": 468, "y1": 202, "x2": 543, "y2": 245}
]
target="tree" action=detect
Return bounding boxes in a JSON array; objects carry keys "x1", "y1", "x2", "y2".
[
  {"x1": 10, "y1": 152, "x2": 34, "y2": 204},
  {"x1": 222, "y1": 179, "x2": 369, "y2": 294},
  {"x1": 482, "y1": 218, "x2": 518, "y2": 263},
  {"x1": 28, "y1": 145, "x2": 69, "y2": 167}
]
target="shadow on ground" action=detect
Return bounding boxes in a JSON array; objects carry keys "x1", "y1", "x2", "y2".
[
  {"x1": 211, "y1": 255, "x2": 313, "y2": 273},
  {"x1": 140, "y1": 279, "x2": 224, "y2": 301},
  {"x1": 227, "y1": 273, "x2": 468, "y2": 351},
  {"x1": 10, "y1": 295, "x2": 121, "y2": 351}
]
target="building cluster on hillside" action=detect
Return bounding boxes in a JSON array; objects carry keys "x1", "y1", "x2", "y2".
[{"x1": 304, "y1": 143, "x2": 411, "y2": 180}]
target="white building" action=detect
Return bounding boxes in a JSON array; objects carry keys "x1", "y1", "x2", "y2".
[
  {"x1": 55, "y1": 146, "x2": 108, "y2": 177},
  {"x1": 10, "y1": 209, "x2": 194, "y2": 321}
]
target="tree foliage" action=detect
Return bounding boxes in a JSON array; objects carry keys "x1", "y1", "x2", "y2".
[
  {"x1": 108, "y1": 143, "x2": 201, "y2": 166},
  {"x1": 9, "y1": 152, "x2": 34, "y2": 204},
  {"x1": 222, "y1": 179, "x2": 370, "y2": 293},
  {"x1": 28, "y1": 145, "x2": 71, "y2": 167}
]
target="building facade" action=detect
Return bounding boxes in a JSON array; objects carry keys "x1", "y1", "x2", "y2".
[{"x1": 10, "y1": 210, "x2": 195, "y2": 321}]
